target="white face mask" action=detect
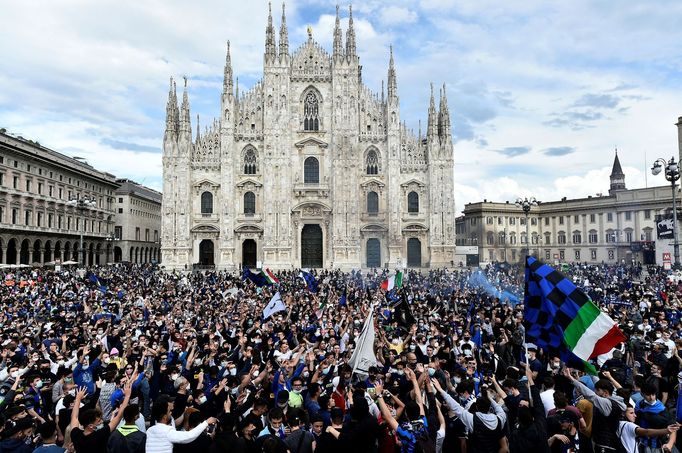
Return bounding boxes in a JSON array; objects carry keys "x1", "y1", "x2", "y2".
[
  {"x1": 221, "y1": 361, "x2": 229, "y2": 368},
  {"x1": 35, "y1": 380, "x2": 44, "y2": 389},
  {"x1": 10, "y1": 372, "x2": 19, "y2": 379},
  {"x1": 197, "y1": 396, "x2": 207, "y2": 405},
  {"x1": 171, "y1": 374, "x2": 179, "y2": 381},
  {"x1": 229, "y1": 368, "x2": 237, "y2": 376},
  {"x1": 104, "y1": 358, "x2": 111, "y2": 364}
]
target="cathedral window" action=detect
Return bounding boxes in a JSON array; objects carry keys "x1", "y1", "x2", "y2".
[
  {"x1": 366, "y1": 150, "x2": 379, "y2": 175},
  {"x1": 244, "y1": 149, "x2": 257, "y2": 174},
  {"x1": 304, "y1": 157, "x2": 319, "y2": 184},
  {"x1": 303, "y1": 91, "x2": 320, "y2": 131},
  {"x1": 244, "y1": 192, "x2": 256, "y2": 215},
  {"x1": 367, "y1": 191, "x2": 379, "y2": 214},
  {"x1": 201, "y1": 191, "x2": 213, "y2": 215},
  {"x1": 407, "y1": 191, "x2": 419, "y2": 213}
]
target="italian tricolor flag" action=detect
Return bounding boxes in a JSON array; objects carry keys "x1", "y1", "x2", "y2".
[
  {"x1": 263, "y1": 268, "x2": 279, "y2": 285},
  {"x1": 381, "y1": 271, "x2": 403, "y2": 291},
  {"x1": 565, "y1": 302, "x2": 626, "y2": 364}
]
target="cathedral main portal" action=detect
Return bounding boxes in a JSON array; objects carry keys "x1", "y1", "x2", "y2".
[{"x1": 301, "y1": 224, "x2": 323, "y2": 268}]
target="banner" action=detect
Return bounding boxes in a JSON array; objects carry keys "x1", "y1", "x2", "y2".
[{"x1": 657, "y1": 217, "x2": 675, "y2": 239}]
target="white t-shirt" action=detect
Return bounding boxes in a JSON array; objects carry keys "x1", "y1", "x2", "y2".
[{"x1": 618, "y1": 421, "x2": 638, "y2": 453}]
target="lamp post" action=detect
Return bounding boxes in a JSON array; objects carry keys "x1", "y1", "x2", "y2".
[
  {"x1": 515, "y1": 197, "x2": 539, "y2": 259},
  {"x1": 105, "y1": 234, "x2": 119, "y2": 264},
  {"x1": 652, "y1": 157, "x2": 681, "y2": 268},
  {"x1": 66, "y1": 195, "x2": 97, "y2": 266}
]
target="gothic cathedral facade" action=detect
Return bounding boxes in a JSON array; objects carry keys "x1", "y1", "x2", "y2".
[{"x1": 161, "y1": 5, "x2": 456, "y2": 270}]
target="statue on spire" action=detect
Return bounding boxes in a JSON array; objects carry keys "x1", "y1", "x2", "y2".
[{"x1": 387, "y1": 45, "x2": 397, "y2": 101}]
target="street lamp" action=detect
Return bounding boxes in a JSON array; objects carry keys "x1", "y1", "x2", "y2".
[
  {"x1": 515, "y1": 197, "x2": 539, "y2": 259},
  {"x1": 652, "y1": 157, "x2": 681, "y2": 268},
  {"x1": 66, "y1": 195, "x2": 97, "y2": 266},
  {"x1": 105, "y1": 234, "x2": 119, "y2": 263}
]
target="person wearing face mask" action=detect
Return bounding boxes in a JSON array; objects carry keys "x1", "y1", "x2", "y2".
[
  {"x1": 563, "y1": 368, "x2": 626, "y2": 453},
  {"x1": 70, "y1": 383, "x2": 131, "y2": 453},
  {"x1": 0, "y1": 417, "x2": 35, "y2": 453},
  {"x1": 635, "y1": 382, "x2": 678, "y2": 453}
]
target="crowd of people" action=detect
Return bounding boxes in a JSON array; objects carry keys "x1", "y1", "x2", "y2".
[{"x1": 0, "y1": 261, "x2": 681, "y2": 453}]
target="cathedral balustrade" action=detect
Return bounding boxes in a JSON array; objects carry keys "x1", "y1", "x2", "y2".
[{"x1": 293, "y1": 184, "x2": 330, "y2": 198}]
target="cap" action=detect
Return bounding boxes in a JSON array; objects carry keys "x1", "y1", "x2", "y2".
[
  {"x1": 110, "y1": 348, "x2": 119, "y2": 356},
  {"x1": 525, "y1": 343, "x2": 538, "y2": 352}
]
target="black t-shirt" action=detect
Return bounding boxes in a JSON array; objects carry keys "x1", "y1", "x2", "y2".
[{"x1": 71, "y1": 425, "x2": 111, "y2": 453}]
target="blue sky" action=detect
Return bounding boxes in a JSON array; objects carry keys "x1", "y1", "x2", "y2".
[{"x1": 1, "y1": 0, "x2": 681, "y2": 214}]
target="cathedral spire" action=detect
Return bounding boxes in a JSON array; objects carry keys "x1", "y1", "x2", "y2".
[
  {"x1": 345, "y1": 5, "x2": 356, "y2": 59},
  {"x1": 427, "y1": 82, "x2": 438, "y2": 140},
  {"x1": 195, "y1": 114, "x2": 200, "y2": 142},
  {"x1": 164, "y1": 77, "x2": 178, "y2": 141},
  {"x1": 265, "y1": 2, "x2": 277, "y2": 61},
  {"x1": 333, "y1": 5, "x2": 344, "y2": 60},
  {"x1": 179, "y1": 77, "x2": 191, "y2": 139},
  {"x1": 223, "y1": 41, "x2": 233, "y2": 95},
  {"x1": 387, "y1": 45, "x2": 397, "y2": 101},
  {"x1": 439, "y1": 83, "x2": 451, "y2": 142},
  {"x1": 279, "y1": 2, "x2": 289, "y2": 58}
]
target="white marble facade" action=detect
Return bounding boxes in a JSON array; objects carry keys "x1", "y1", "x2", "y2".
[{"x1": 161, "y1": 5, "x2": 456, "y2": 270}]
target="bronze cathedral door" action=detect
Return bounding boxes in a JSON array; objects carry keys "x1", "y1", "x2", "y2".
[{"x1": 301, "y1": 224, "x2": 323, "y2": 268}]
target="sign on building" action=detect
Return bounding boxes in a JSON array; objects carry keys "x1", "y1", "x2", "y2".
[{"x1": 657, "y1": 217, "x2": 675, "y2": 239}]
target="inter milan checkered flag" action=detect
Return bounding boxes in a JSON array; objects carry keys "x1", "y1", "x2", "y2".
[{"x1": 524, "y1": 257, "x2": 626, "y2": 374}]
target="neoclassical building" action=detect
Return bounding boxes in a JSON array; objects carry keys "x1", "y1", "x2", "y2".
[
  {"x1": 161, "y1": 5, "x2": 456, "y2": 270},
  {"x1": 0, "y1": 131, "x2": 118, "y2": 266},
  {"x1": 457, "y1": 153, "x2": 672, "y2": 266}
]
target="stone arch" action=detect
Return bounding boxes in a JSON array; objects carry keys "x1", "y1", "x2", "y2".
[
  {"x1": 300, "y1": 86, "x2": 323, "y2": 131},
  {"x1": 6, "y1": 238, "x2": 18, "y2": 264},
  {"x1": 304, "y1": 156, "x2": 319, "y2": 184},
  {"x1": 54, "y1": 241, "x2": 62, "y2": 260},
  {"x1": 32, "y1": 239, "x2": 42, "y2": 264},
  {"x1": 129, "y1": 247, "x2": 134, "y2": 262},
  {"x1": 201, "y1": 191, "x2": 213, "y2": 214},
  {"x1": 20, "y1": 239, "x2": 30, "y2": 264},
  {"x1": 44, "y1": 240, "x2": 52, "y2": 263},
  {"x1": 64, "y1": 242, "x2": 71, "y2": 262},
  {"x1": 95, "y1": 243, "x2": 102, "y2": 265},
  {"x1": 88, "y1": 243, "x2": 94, "y2": 266},
  {"x1": 364, "y1": 147, "x2": 381, "y2": 175},
  {"x1": 242, "y1": 145, "x2": 258, "y2": 175}
]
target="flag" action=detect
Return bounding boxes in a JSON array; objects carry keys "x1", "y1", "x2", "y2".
[
  {"x1": 349, "y1": 306, "x2": 378, "y2": 375},
  {"x1": 299, "y1": 270, "x2": 318, "y2": 293},
  {"x1": 524, "y1": 257, "x2": 626, "y2": 374},
  {"x1": 242, "y1": 267, "x2": 268, "y2": 287},
  {"x1": 263, "y1": 268, "x2": 279, "y2": 285},
  {"x1": 339, "y1": 287, "x2": 347, "y2": 307},
  {"x1": 88, "y1": 273, "x2": 107, "y2": 293},
  {"x1": 381, "y1": 271, "x2": 403, "y2": 291},
  {"x1": 314, "y1": 294, "x2": 328, "y2": 319},
  {"x1": 393, "y1": 290, "x2": 416, "y2": 328},
  {"x1": 471, "y1": 326, "x2": 483, "y2": 348},
  {"x1": 263, "y1": 292, "x2": 286, "y2": 319}
]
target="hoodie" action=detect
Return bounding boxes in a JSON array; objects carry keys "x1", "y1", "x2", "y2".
[{"x1": 0, "y1": 437, "x2": 34, "y2": 453}]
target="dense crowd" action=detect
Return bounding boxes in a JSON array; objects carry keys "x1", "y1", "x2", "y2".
[{"x1": 1, "y1": 261, "x2": 682, "y2": 453}]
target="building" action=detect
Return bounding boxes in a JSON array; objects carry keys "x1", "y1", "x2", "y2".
[
  {"x1": 161, "y1": 5, "x2": 456, "y2": 270},
  {"x1": 113, "y1": 179, "x2": 162, "y2": 264},
  {"x1": 0, "y1": 131, "x2": 118, "y2": 266},
  {"x1": 458, "y1": 152, "x2": 675, "y2": 265}
]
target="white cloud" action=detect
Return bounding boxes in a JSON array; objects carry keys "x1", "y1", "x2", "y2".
[
  {"x1": 378, "y1": 6, "x2": 418, "y2": 25},
  {"x1": 0, "y1": 0, "x2": 681, "y2": 221}
]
